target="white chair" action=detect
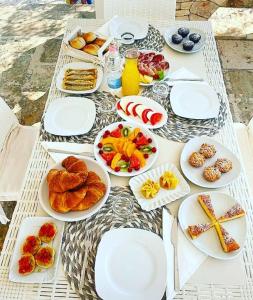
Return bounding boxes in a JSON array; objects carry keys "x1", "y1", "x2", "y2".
[
  {"x1": 0, "y1": 97, "x2": 39, "y2": 201},
  {"x1": 95, "y1": 0, "x2": 176, "y2": 21}
]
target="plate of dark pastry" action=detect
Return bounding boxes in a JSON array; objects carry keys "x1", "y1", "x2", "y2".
[
  {"x1": 164, "y1": 26, "x2": 206, "y2": 53},
  {"x1": 180, "y1": 137, "x2": 241, "y2": 188}
]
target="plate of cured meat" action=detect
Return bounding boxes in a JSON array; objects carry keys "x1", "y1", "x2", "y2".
[
  {"x1": 138, "y1": 50, "x2": 170, "y2": 86},
  {"x1": 39, "y1": 156, "x2": 111, "y2": 222},
  {"x1": 9, "y1": 217, "x2": 64, "y2": 283},
  {"x1": 178, "y1": 192, "x2": 247, "y2": 260}
]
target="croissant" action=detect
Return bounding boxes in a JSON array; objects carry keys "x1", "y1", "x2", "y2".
[
  {"x1": 72, "y1": 171, "x2": 106, "y2": 211},
  {"x1": 62, "y1": 156, "x2": 88, "y2": 180},
  {"x1": 49, "y1": 187, "x2": 87, "y2": 213},
  {"x1": 47, "y1": 169, "x2": 86, "y2": 193}
]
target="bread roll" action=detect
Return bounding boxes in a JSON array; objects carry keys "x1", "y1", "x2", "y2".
[
  {"x1": 93, "y1": 37, "x2": 106, "y2": 47},
  {"x1": 69, "y1": 36, "x2": 86, "y2": 50},
  {"x1": 83, "y1": 32, "x2": 97, "y2": 43},
  {"x1": 82, "y1": 44, "x2": 100, "y2": 56}
]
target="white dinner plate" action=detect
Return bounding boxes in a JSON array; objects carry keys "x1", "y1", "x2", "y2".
[
  {"x1": 39, "y1": 157, "x2": 111, "y2": 222},
  {"x1": 178, "y1": 192, "x2": 247, "y2": 260},
  {"x1": 9, "y1": 217, "x2": 64, "y2": 283},
  {"x1": 170, "y1": 82, "x2": 220, "y2": 119},
  {"x1": 180, "y1": 137, "x2": 241, "y2": 188},
  {"x1": 94, "y1": 122, "x2": 158, "y2": 177},
  {"x1": 95, "y1": 228, "x2": 167, "y2": 300},
  {"x1": 44, "y1": 97, "x2": 96, "y2": 136},
  {"x1": 164, "y1": 26, "x2": 206, "y2": 54},
  {"x1": 129, "y1": 163, "x2": 190, "y2": 211},
  {"x1": 116, "y1": 96, "x2": 168, "y2": 129},
  {"x1": 109, "y1": 16, "x2": 148, "y2": 40},
  {"x1": 56, "y1": 62, "x2": 103, "y2": 94}
]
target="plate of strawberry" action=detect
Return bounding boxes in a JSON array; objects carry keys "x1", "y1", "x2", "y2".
[{"x1": 94, "y1": 122, "x2": 158, "y2": 176}]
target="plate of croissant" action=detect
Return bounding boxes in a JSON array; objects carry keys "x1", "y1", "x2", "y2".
[{"x1": 39, "y1": 156, "x2": 111, "y2": 222}]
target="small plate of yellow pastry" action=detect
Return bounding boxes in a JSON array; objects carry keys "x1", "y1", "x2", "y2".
[
  {"x1": 56, "y1": 62, "x2": 103, "y2": 94},
  {"x1": 129, "y1": 162, "x2": 190, "y2": 211}
]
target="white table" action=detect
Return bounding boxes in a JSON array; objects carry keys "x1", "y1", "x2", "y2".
[{"x1": 0, "y1": 19, "x2": 252, "y2": 299}]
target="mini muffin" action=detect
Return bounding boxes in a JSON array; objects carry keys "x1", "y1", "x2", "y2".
[
  {"x1": 214, "y1": 158, "x2": 233, "y2": 173},
  {"x1": 203, "y1": 166, "x2": 221, "y2": 182},
  {"x1": 189, "y1": 152, "x2": 205, "y2": 168},
  {"x1": 93, "y1": 37, "x2": 106, "y2": 47},
  {"x1": 183, "y1": 41, "x2": 194, "y2": 51},
  {"x1": 199, "y1": 143, "x2": 216, "y2": 158},
  {"x1": 69, "y1": 36, "x2": 86, "y2": 50},
  {"x1": 22, "y1": 235, "x2": 41, "y2": 255},
  {"x1": 178, "y1": 27, "x2": 189, "y2": 38},
  {"x1": 82, "y1": 32, "x2": 97, "y2": 43},
  {"x1": 189, "y1": 33, "x2": 201, "y2": 43},
  {"x1": 171, "y1": 33, "x2": 183, "y2": 44},
  {"x1": 18, "y1": 254, "x2": 35, "y2": 275},
  {"x1": 82, "y1": 44, "x2": 100, "y2": 56},
  {"x1": 35, "y1": 246, "x2": 55, "y2": 268},
  {"x1": 38, "y1": 222, "x2": 57, "y2": 243}
]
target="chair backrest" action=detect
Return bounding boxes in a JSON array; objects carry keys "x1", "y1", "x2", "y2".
[
  {"x1": 95, "y1": 0, "x2": 176, "y2": 21},
  {"x1": 0, "y1": 97, "x2": 19, "y2": 151}
]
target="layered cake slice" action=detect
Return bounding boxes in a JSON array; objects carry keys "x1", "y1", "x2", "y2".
[
  {"x1": 218, "y1": 203, "x2": 245, "y2": 223},
  {"x1": 198, "y1": 194, "x2": 217, "y2": 222},
  {"x1": 188, "y1": 223, "x2": 213, "y2": 239},
  {"x1": 215, "y1": 223, "x2": 240, "y2": 253}
]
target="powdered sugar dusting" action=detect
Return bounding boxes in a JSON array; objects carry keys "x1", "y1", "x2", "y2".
[
  {"x1": 221, "y1": 226, "x2": 235, "y2": 245},
  {"x1": 189, "y1": 223, "x2": 211, "y2": 235},
  {"x1": 200, "y1": 194, "x2": 215, "y2": 215},
  {"x1": 221, "y1": 203, "x2": 245, "y2": 219}
]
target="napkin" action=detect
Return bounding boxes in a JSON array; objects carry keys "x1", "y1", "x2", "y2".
[
  {"x1": 0, "y1": 203, "x2": 9, "y2": 224},
  {"x1": 41, "y1": 141, "x2": 94, "y2": 164},
  {"x1": 162, "y1": 209, "x2": 207, "y2": 299},
  {"x1": 166, "y1": 67, "x2": 203, "y2": 86}
]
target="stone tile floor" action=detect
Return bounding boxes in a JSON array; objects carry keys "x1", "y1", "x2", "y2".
[{"x1": 0, "y1": 1, "x2": 252, "y2": 251}]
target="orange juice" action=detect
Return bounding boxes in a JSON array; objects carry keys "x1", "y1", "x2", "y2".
[{"x1": 122, "y1": 48, "x2": 140, "y2": 96}]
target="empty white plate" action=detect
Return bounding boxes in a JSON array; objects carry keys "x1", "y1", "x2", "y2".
[
  {"x1": 170, "y1": 82, "x2": 220, "y2": 119},
  {"x1": 178, "y1": 192, "x2": 247, "y2": 260},
  {"x1": 180, "y1": 136, "x2": 241, "y2": 188},
  {"x1": 95, "y1": 228, "x2": 167, "y2": 300},
  {"x1": 44, "y1": 97, "x2": 96, "y2": 136},
  {"x1": 109, "y1": 16, "x2": 148, "y2": 40}
]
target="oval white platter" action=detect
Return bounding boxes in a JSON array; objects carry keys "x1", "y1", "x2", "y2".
[
  {"x1": 129, "y1": 162, "x2": 190, "y2": 211},
  {"x1": 39, "y1": 157, "x2": 111, "y2": 222},
  {"x1": 178, "y1": 192, "x2": 247, "y2": 260},
  {"x1": 56, "y1": 62, "x2": 103, "y2": 94},
  {"x1": 94, "y1": 121, "x2": 158, "y2": 177},
  {"x1": 180, "y1": 136, "x2": 241, "y2": 188},
  {"x1": 116, "y1": 96, "x2": 168, "y2": 129}
]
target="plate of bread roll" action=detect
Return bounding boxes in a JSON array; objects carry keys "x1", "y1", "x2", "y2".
[
  {"x1": 39, "y1": 156, "x2": 111, "y2": 222},
  {"x1": 56, "y1": 62, "x2": 103, "y2": 94}
]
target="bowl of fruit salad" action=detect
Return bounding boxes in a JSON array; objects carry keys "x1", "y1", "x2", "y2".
[{"x1": 94, "y1": 122, "x2": 158, "y2": 176}]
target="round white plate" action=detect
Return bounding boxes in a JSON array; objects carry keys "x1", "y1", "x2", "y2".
[
  {"x1": 109, "y1": 16, "x2": 148, "y2": 40},
  {"x1": 178, "y1": 192, "x2": 247, "y2": 260},
  {"x1": 44, "y1": 97, "x2": 96, "y2": 136},
  {"x1": 180, "y1": 137, "x2": 241, "y2": 188},
  {"x1": 164, "y1": 26, "x2": 206, "y2": 54},
  {"x1": 94, "y1": 122, "x2": 158, "y2": 177},
  {"x1": 39, "y1": 157, "x2": 111, "y2": 222},
  {"x1": 95, "y1": 228, "x2": 167, "y2": 300},
  {"x1": 170, "y1": 82, "x2": 220, "y2": 119},
  {"x1": 116, "y1": 96, "x2": 168, "y2": 129},
  {"x1": 56, "y1": 62, "x2": 103, "y2": 94},
  {"x1": 138, "y1": 50, "x2": 170, "y2": 87}
]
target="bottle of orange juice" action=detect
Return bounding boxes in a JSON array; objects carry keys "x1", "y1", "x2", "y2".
[{"x1": 122, "y1": 48, "x2": 140, "y2": 96}]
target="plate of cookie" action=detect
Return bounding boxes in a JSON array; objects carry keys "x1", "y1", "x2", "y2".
[
  {"x1": 180, "y1": 137, "x2": 241, "y2": 188},
  {"x1": 178, "y1": 192, "x2": 247, "y2": 259}
]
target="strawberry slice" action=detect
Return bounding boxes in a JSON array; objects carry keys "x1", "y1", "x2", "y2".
[
  {"x1": 110, "y1": 128, "x2": 122, "y2": 138},
  {"x1": 126, "y1": 101, "x2": 133, "y2": 116},
  {"x1": 130, "y1": 155, "x2": 141, "y2": 169},
  {"x1": 132, "y1": 104, "x2": 142, "y2": 117},
  {"x1": 117, "y1": 101, "x2": 122, "y2": 110},
  {"x1": 135, "y1": 135, "x2": 149, "y2": 146},
  {"x1": 142, "y1": 108, "x2": 153, "y2": 123},
  {"x1": 150, "y1": 112, "x2": 163, "y2": 125},
  {"x1": 101, "y1": 152, "x2": 116, "y2": 163}
]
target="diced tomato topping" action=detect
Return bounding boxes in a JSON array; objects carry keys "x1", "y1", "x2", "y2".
[
  {"x1": 101, "y1": 152, "x2": 116, "y2": 163},
  {"x1": 125, "y1": 101, "x2": 133, "y2": 116},
  {"x1": 142, "y1": 108, "x2": 153, "y2": 124},
  {"x1": 110, "y1": 128, "x2": 122, "y2": 138},
  {"x1": 132, "y1": 104, "x2": 142, "y2": 117},
  {"x1": 150, "y1": 113, "x2": 163, "y2": 125},
  {"x1": 39, "y1": 223, "x2": 56, "y2": 239},
  {"x1": 130, "y1": 155, "x2": 141, "y2": 169},
  {"x1": 35, "y1": 248, "x2": 52, "y2": 264},
  {"x1": 135, "y1": 135, "x2": 149, "y2": 146},
  {"x1": 117, "y1": 101, "x2": 122, "y2": 110},
  {"x1": 18, "y1": 256, "x2": 33, "y2": 274},
  {"x1": 23, "y1": 236, "x2": 38, "y2": 254}
]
